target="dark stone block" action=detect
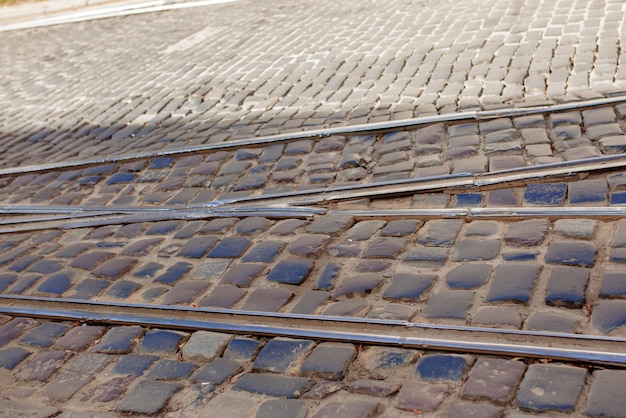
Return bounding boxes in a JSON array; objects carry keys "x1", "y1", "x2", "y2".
[
  {"x1": 121, "y1": 238, "x2": 163, "y2": 256},
  {"x1": 161, "y1": 281, "x2": 207, "y2": 305},
  {"x1": 8, "y1": 255, "x2": 39, "y2": 272},
  {"x1": 207, "y1": 237, "x2": 251, "y2": 258},
  {"x1": 322, "y1": 299, "x2": 369, "y2": 317},
  {"x1": 364, "y1": 237, "x2": 406, "y2": 258},
  {"x1": 146, "y1": 220, "x2": 184, "y2": 235},
  {"x1": 235, "y1": 217, "x2": 271, "y2": 234},
  {"x1": 348, "y1": 379, "x2": 400, "y2": 397},
  {"x1": 417, "y1": 220, "x2": 463, "y2": 247},
  {"x1": 313, "y1": 400, "x2": 383, "y2": 418},
  {"x1": 569, "y1": 179, "x2": 608, "y2": 204},
  {"x1": 446, "y1": 402, "x2": 502, "y2": 418},
  {"x1": 234, "y1": 174, "x2": 267, "y2": 191},
  {"x1": 223, "y1": 337, "x2": 261, "y2": 362},
  {"x1": 94, "y1": 325, "x2": 144, "y2": 354},
  {"x1": 517, "y1": 364, "x2": 586, "y2": 412},
  {"x1": 306, "y1": 215, "x2": 353, "y2": 234},
  {"x1": 417, "y1": 354, "x2": 467, "y2": 381},
  {"x1": 21, "y1": 322, "x2": 69, "y2": 347},
  {"x1": 113, "y1": 223, "x2": 144, "y2": 239},
  {"x1": 27, "y1": 259, "x2": 62, "y2": 274},
  {"x1": 502, "y1": 250, "x2": 538, "y2": 261},
  {"x1": 140, "y1": 329, "x2": 186, "y2": 354},
  {"x1": 77, "y1": 175, "x2": 100, "y2": 185},
  {"x1": 0, "y1": 274, "x2": 17, "y2": 292},
  {"x1": 106, "y1": 280, "x2": 140, "y2": 299},
  {"x1": 455, "y1": 193, "x2": 483, "y2": 207},
  {"x1": 133, "y1": 262, "x2": 164, "y2": 278},
  {"x1": 288, "y1": 234, "x2": 330, "y2": 258},
  {"x1": 257, "y1": 400, "x2": 307, "y2": 418},
  {"x1": 0, "y1": 347, "x2": 31, "y2": 370},
  {"x1": 253, "y1": 337, "x2": 315, "y2": 373},
  {"x1": 546, "y1": 266, "x2": 589, "y2": 308},
  {"x1": 591, "y1": 300, "x2": 626, "y2": 334},
  {"x1": 315, "y1": 263, "x2": 340, "y2": 290},
  {"x1": 241, "y1": 241, "x2": 285, "y2": 263},
  {"x1": 421, "y1": 290, "x2": 473, "y2": 319},
  {"x1": 233, "y1": 373, "x2": 314, "y2": 398},
  {"x1": 355, "y1": 260, "x2": 391, "y2": 272},
  {"x1": 142, "y1": 286, "x2": 168, "y2": 302},
  {"x1": 395, "y1": 380, "x2": 449, "y2": 412},
  {"x1": 346, "y1": 221, "x2": 386, "y2": 241},
  {"x1": 112, "y1": 354, "x2": 157, "y2": 376},
  {"x1": 37, "y1": 272, "x2": 72, "y2": 295},
  {"x1": 403, "y1": 246, "x2": 449, "y2": 266},
  {"x1": 220, "y1": 263, "x2": 263, "y2": 287},
  {"x1": 149, "y1": 157, "x2": 174, "y2": 169},
  {"x1": 0, "y1": 318, "x2": 37, "y2": 348},
  {"x1": 241, "y1": 288, "x2": 293, "y2": 312},
  {"x1": 485, "y1": 263, "x2": 541, "y2": 303},
  {"x1": 69, "y1": 251, "x2": 113, "y2": 269},
  {"x1": 600, "y1": 271, "x2": 626, "y2": 297},
  {"x1": 452, "y1": 239, "x2": 500, "y2": 261},
  {"x1": 83, "y1": 164, "x2": 117, "y2": 175},
  {"x1": 465, "y1": 221, "x2": 499, "y2": 236},
  {"x1": 53, "y1": 325, "x2": 105, "y2": 350},
  {"x1": 19, "y1": 350, "x2": 70, "y2": 381},
  {"x1": 55, "y1": 243, "x2": 92, "y2": 258},
  {"x1": 446, "y1": 264, "x2": 491, "y2": 289},
  {"x1": 610, "y1": 192, "x2": 626, "y2": 205},
  {"x1": 267, "y1": 259, "x2": 314, "y2": 285},
  {"x1": 523, "y1": 183, "x2": 567, "y2": 206},
  {"x1": 525, "y1": 311, "x2": 579, "y2": 333},
  {"x1": 93, "y1": 257, "x2": 136, "y2": 280},
  {"x1": 8, "y1": 274, "x2": 40, "y2": 294},
  {"x1": 173, "y1": 221, "x2": 206, "y2": 239},
  {"x1": 148, "y1": 359, "x2": 197, "y2": 380},
  {"x1": 380, "y1": 220, "x2": 421, "y2": 236},
  {"x1": 117, "y1": 381, "x2": 182, "y2": 415},
  {"x1": 585, "y1": 370, "x2": 626, "y2": 417},
  {"x1": 301, "y1": 342, "x2": 356, "y2": 380},
  {"x1": 105, "y1": 173, "x2": 136, "y2": 185},
  {"x1": 290, "y1": 290, "x2": 329, "y2": 314},
  {"x1": 333, "y1": 274, "x2": 382, "y2": 298},
  {"x1": 199, "y1": 285, "x2": 247, "y2": 308},
  {"x1": 192, "y1": 358, "x2": 241, "y2": 384},
  {"x1": 383, "y1": 273, "x2": 435, "y2": 299},
  {"x1": 154, "y1": 262, "x2": 193, "y2": 285},
  {"x1": 488, "y1": 188, "x2": 518, "y2": 206},
  {"x1": 178, "y1": 236, "x2": 219, "y2": 258},
  {"x1": 504, "y1": 219, "x2": 549, "y2": 246},
  {"x1": 268, "y1": 219, "x2": 307, "y2": 235},
  {"x1": 462, "y1": 357, "x2": 526, "y2": 403},
  {"x1": 545, "y1": 240, "x2": 597, "y2": 267}
]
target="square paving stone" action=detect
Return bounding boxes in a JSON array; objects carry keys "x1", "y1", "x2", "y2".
[
  {"x1": 240, "y1": 288, "x2": 294, "y2": 312},
  {"x1": 545, "y1": 266, "x2": 589, "y2": 308},
  {"x1": 199, "y1": 393, "x2": 257, "y2": 416},
  {"x1": 145, "y1": 220, "x2": 184, "y2": 235},
  {"x1": 9, "y1": 255, "x2": 39, "y2": 272},
  {"x1": 355, "y1": 259, "x2": 391, "y2": 272},
  {"x1": 121, "y1": 238, "x2": 163, "y2": 256},
  {"x1": 66, "y1": 352, "x2": 112, "y2": 373},
  {"x1": 613, "y1": 220, "x2": 626, "y2": 247},
  {"x1": 192, "y1": 259, "x2": 231, "y2": 279},
  {"x1": 421, "y1": 290, "x2": 474, "y2": 319},
  {"x1": 223, "y1": 337, "x2": 261, "y2": 362},
  {"x1": 306, "y1": 216, "x2": 353, "y2": 234},
  {"x1": 395, "y1": 380, "x2": 449, "y2": 412},
  {"x1": 235, "y1": 217, "x2": 271, "y2": 234},
  {"x1": 364, "y1": 237, "x2": 407, "y2": 258},
  {"x1": 301, "y1": 343, "x2": 356, "y2": 380},
  {"x1": 446, "y1": 264, "x2": 491, "y2": 289},
  {"x1": 0, "y1": 346, "x2": 31, "y2": 370},
  {"x1": 417, "y1": 354, "x2": 468, "y2": 381},
  {"x1": 154, "y1": 262, "x2": 193, "y2": 285},
  {"x1": 71, "y1": 278, "x2": 110, "y2": 299},
  {"x1": 545, "y1": 240, "x2": 597, "y2": 267},
  {"x1": 207, "y1": 237, "x2": 251, "y2": 258},
  {"x1": 8, "y1": 274, "x2": 40, "y2": 294},
  {"x1": 290, "y1": 290, "x2": 329, "y2": 314},
  {"x1": 112, "y1": 354, "x2": 157, "y2": 376},
  {"x1": 94, "y1": 326, "x2": 144, "y2": 354},
  {"x1": 268, "y1": 219, "x2": 308, "y2": 235},
  {"x1": 140, "y1": 329, "x2": 187, "y2": 354},
  {"x1": 27, "y1": 259, "x2": 62, "y2": 274},
  {"x1": 380, "y1": 220, "x2": 421, "y2": 236},
  {"x1": 525, "y1": 310, "x2": 579, "y2": 333},
  {"x1": 346, "y1": 221, "x2": 386, "y2": 241},
  {"x1": 383, "y1": 273, "x2": 435, "y2": 300},
  {"x1": 568, "y1": 179, "x2": 608, "y2": 204},
  {"x1": 348, "y1": 379, "x2": 401, "y2": 397},
  {"x1": 267, "y1": 259, "x2": 314, "y2": 285},
  {"x1": 313, "y1": 400, "x2": 383, "y2": 418},
  {"x1": 105, "y1": 280, "x2": 140, "y2": 299},
  {"x1": 161, "y1": 281, "x2": 207, "y2": 305},
  {"x1": 257, "y1": 399, "x2": 308, "y2": 418},
  {"x1": 191, "y1": 358, "x2": 241, "y2": 384},
  {"x1": 600, "y1": 271, "x2": 626, "y2": 297},
  {"x1": 417, "y1": 220, "x2": 463, "y2": 247},
  {"x1": 198, "y1": 285, "x2": 246, "y2": 308},
  {"x1": 322, "y1": 299, "x2": 369, "y2": 317},
  {"x1": 53, "y1": 325, "x2": 105, "y2": 351},
  {"x1": 333, "y1": 274, "x2": 383, "y2": 299},
  {"x1": 504, "y1": 219, "x2": 549, "y2": 246},
  {"x1": 485, "y1": 263, "x2": 541, "y2": 303},
  {"x1": 404, "y1": 246, "x2": 449, "y2": 266},
  {"x1": 288, "y1": 234, "x2": 330, "y2": 257},
  {"x1": 455, "y1": 193, "x2": 483, "y2": 207},
  {"x1": 452, "y1": 239, "x2": 500, "y2": 261},
  {"x1": 0, "y1": 274, "x2": 16, "y2": 292},
  {"x1": 36, "y1": 271, "x2": 73, "y2": 295},
  {"x1": 462, "y1": 357, "x2": 525, "y2": 403},
  {"x1": 517, "y1": 364, "x2": 586, "y2": 412},
  {"x1": 182, "y1": 331, "x2": 232, "y2": 362},
  {"x1": 234, "y1": 373, "x2": 314, "y2": 398},
  {"x1": 253, "y1": 337, "x2": 315, "y2": 373},
  {"x1": 177, "y1": 236, "x2": 219, "y2": 258},
  {"x1": 69, "y1": 251, "x2": 113, "y2": 270},
  {"x1": 446, "y1": 401, "x2": 502, "y2": 418},
  {"x1": 21, "y1": 322, "x2": 70, "y2": 347},
  {"x1": 241, "y1": 241, "x2": 285, "y2": 263},
  {"x1": 488, "y1": 188, "x2": 518, "y2": 206},
  {"x1": 585, "y1": 370, "x2": 626, "y2": 417},
  {"x1": 43, "y1": 372, "x2": 94, "y2": 402},
  {"x1": 148, "y1": 359, "x2": 197, "y2": 380},
  {"x1": 19, "y1": 350, "x2": 70, "y2": 381},
  {"x1": 117, "y1": 380, "x2": 182, "y2": 415},
  {"x1": 133, "y1": 262, "x2": 164, "y2": 278},
  {"x1": 523, "y1": 183, "x2": 567, "y2": 206}
]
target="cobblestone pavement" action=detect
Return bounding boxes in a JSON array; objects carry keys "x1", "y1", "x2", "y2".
[
  {"x1": 3, "y1": 0, "x2": 626, "y2": 416},
  {"x1": 1, "y1": 0, "x2": 626, "y2": 168}
]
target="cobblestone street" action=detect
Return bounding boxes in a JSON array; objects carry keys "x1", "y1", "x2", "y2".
[{"x1": 2, "y1": 0, "x2": 626, "y2": 416}]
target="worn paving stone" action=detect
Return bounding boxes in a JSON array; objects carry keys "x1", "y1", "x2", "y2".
[
  {"x1": 300, "y1": 342, "x2": 356, "y2": 380},
  {"x1": 192, "y1": 358, "x2": 241, "y2": 384},
  {"x1": 36, "y1": 271, "x2": 73, "y2": 295},
  {"x1": 421, "y1": 290, "x2": 474, "y2": 319},
  {"x1": 121, "y1": 238, "x2": 163, "y2": 256},
  {"x1": 302, "y1": 381, "x2": 343, "y2": 400},
  {"x1": 306, "y1": 215, "x2": 353, "y2": 234},
  {"x1": 241, "y1": 241, "x2": 285, "y2": 263},
  {"x1": 145, "y1": 220, "x2": 184, "y2": 235},
  {"x1": 27, "y1": 259, "x2": 62, "y2": 274},
  {"x1": 333, "y1": 274, "x2": 383, "y2": 299},
  {"x1": 455, "y1": 193, "x2": 483, "y2": 207},
  {"x1": 417, "y1": 354, "x2": 467, "y2": 381},
  {"x1": 367, "y1": 303, "x2": 415, "y2": 320},
  {"x1": 523, "y1": 183, "x2": 567, "y2": 206},
  {"x1": 395, "y1": 380, "x2": 449, "y2": 412},
  {"x1": 504, "y1": 219, "x2": 549, "y2": 246},
  {"x1": 21, "y1": 322, "x2": 69, "y2": 349},
  {"x1": 348, "y1": 379, "x2": 401, "y2": 397},
  {"x1": 132, "y1": 262, "x2": 164, "y2": 279},
  {"x1": 80, "y1": 376, "x2": 133, "y2": 403},
  {"x1": 380, "y1": 220, "x2": 421, "y2": 236},
  {"x1": 199, "y1": 393, "x2": 257, "y2": 416},
  {"x1": 240, "y1": 287, "x2": 293, "y2": 312},
  {"x1": 223, "y1": 337, "x2": 260, "y2": 362},
  {"x1": 112, "y1": 354, "x2": 157, "y2": 376},
  {"x1": 462, "y1": 357, "x2": 526, "y2": 403},
  {"x1": 253, "y1": 337, "x2": 315, "y2": 373},
  {"x1": 161, "y1": 281, "x2": 207, "y2": 305},
  {"x1": 0, "y1": 318, "x2": 39, "y2": 348},
  {"x1": 471, "y1": 306, "x2": 522, "y2": 328},
  {"x1": 485, "y1": 264, "x2": 541, "y2": 304},
  {"x1": 321, "y1": 299, "x2": 369, "y2": 317},
  {"x1": 207, "y1": 237, "x2": 251, "y2": 258},
  {"x1": 417, "y1": 219, "x2": 463, "y2": 247},
  {"x1": 256, "y1": 399, "x2": 308, "y2": 418},
  {"x1": 182, "y1": 331, "x2": 232, "y2": 363},
  {"x1": 346, "y1": 220, "x2": 386, "y2": 241},
  {"x1": 19, "y1": 350, "x2": 70, "y2": 381},
  {"x1": 220, "y1": 263, "x2": 263, "y2": 288},
  {"x1": 383, "y1": 273, "x2": 435, "y2": 300},
  {"x1": 452, "y1": 239, "x2": 500, "y2": 261},
  {"x1": 233, "y1": 373, "x2": 314, "y2": 398},
  {"x1": 193, "y1": 259, "x2": 231, "y2": 280},
  {"x1": 591, "y1": 299, "x2": 626, "y2": 334},
  {"x1": 545, "y1": 266, "x2": 589, "y2": 308},
  {"x1": 154, "y1": 262, "x2": 193, "y2": 285},
  {"x1": 517, "y1": 364, "x2": 586, "y2": 412},
  {"x1": 585, "y1": 370, "x2": 626, "y2": 417},
  {"x1": 569, "y1": 179, "x2": 608, "y2": 204},
  {"x1": 446, "y1": 263, "x2": 491, "y2": 289},
  {"x1": 0, "y1": 400, "x2": 58, "y2": 418},
  {"x1": 363, "y1": 237, "x2": 407, "y2": 258},
  {"x1": 267, "y1": 259, "x2": 314, "y2": 285},
  {"x1": 53, "y1": 325, "x2": 105, "y2": 351},
  {"x1": 69, "y1": 251, "x2": 113, "y2": 270},
  {"x1": 355, "y1": 259, "x2": 391, "y2": 272},
  {"x1": 600, "y1": 270, "x2": 626, "y2": 297},
  {"x1": 525, "y1": 310, "x2": 580, "y2": 333},
  {"x1": 67, "y1": 353, "x2": 112, "y2": 374},
  {"x1": 139, "y1": 329, "x2": 187, "y2": 354},
  {"x1": 105, "y1": 280, "x2": 140, "y2": 299},
  {"x1": 291, "y1": 290, "x2": 329, "y2": 314},
  {"x1": 403, "y1": 246, "x2": 449, "y2": 266},
  {"x1": 0, "y1": 346, "x2": 31, "y2": 370},
  {"x1": 94, "y1": 325, "x2": 143, "y2": 354},
  {"x1": 545, "y1": 240, "x2": 597, "y2": 267},
  {"x1": 288, "y1": 234, "x2": 330, "y2": 257},
  {"x1": 446, "y1": 401, "x2": 502, "y2": 418},
  {"x1": 313, "y1": 400, "x2": 383, "y2": 418},
  {"x1": 553, "y1": 219, "x2": 597, "y2": 240},
  {"x1": 44, "y1": 372, "x2": 94, "y2": 402},
  {"x1": 177, "y1": 236, "x2": 219, "y2": 258},
  {"x1": 148, "y1": 359, "x2": 197, "y2": 380},
  {"x1": 117, "y1": 380, "x2": 182, "y2": 415}
]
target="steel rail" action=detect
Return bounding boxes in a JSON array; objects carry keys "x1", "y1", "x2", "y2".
[
  {"x1": 1, "y1": 96, "x2": 625, "y2": 177},
  {"x1": 1, "y1": 295, "x2": 625, "y2": 366}
]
